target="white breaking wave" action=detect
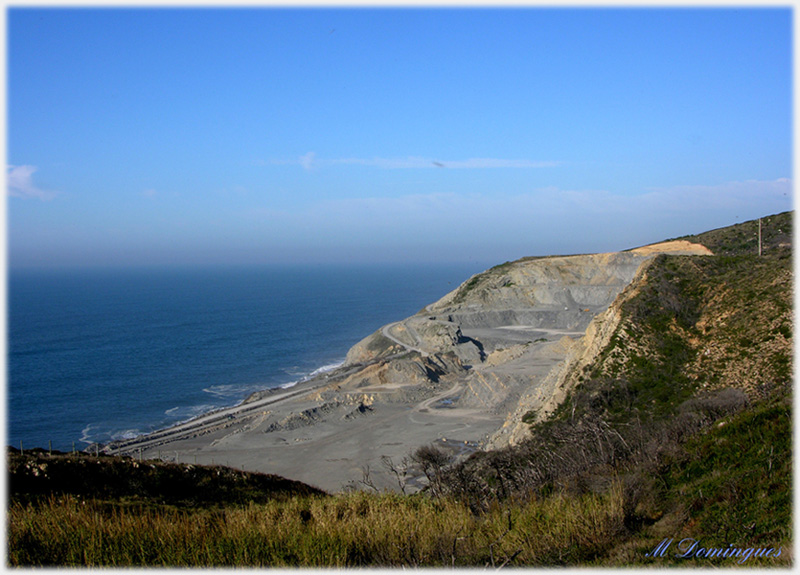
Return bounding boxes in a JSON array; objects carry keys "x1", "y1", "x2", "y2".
[
  {"x1": 153, "y1": 362, "x2": 348, "y2": 435},
  {"x1": 79, "y1": 424, "x2": 95, "y2": 444},
  {"x1": 80, "y1": 424, "x2": 143, "y2": 445},
  {"x1": 280, "y1": 359, "x2": 345, "y2": 389},
  {"x1": 110, "y1": 429, "x2": 143, "y2": 441},
  {"x1": 164, "y1": 404, "x2": 218, "y2": 420},
  {"x1": 202, "y1": 383, "x2": 266, "y2": 399},
  {"x1": 309, "y1": 360, "x2": 345, "y2": 378}
]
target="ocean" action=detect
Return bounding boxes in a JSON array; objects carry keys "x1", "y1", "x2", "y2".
[{"x1": 8, "y1": 262, "x2": 489, "y2": 452}]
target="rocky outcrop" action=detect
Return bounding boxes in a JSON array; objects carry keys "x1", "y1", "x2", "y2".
[
  {"x1": 345, "y1": 331, "x2": 402, "y2": 365},
  {"x1": 345, "y1": 316, "x2": 483, "y2": 365}
]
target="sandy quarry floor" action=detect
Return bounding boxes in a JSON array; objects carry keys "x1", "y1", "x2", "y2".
[
  {"x1": 136, "y1": 379, "x2": 503, "y2": 493},
  {"x1": 111, "y1": 328, "x2": 577, "y2": 493}
]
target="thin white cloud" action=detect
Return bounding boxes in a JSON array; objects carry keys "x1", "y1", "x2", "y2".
[
  {"x1": 300, "y1": 152, "x2": 316, "y2": 171},
  {"x1": 264, "y1": 154, "x2": 561, "y2": 170},
  {"x1": 317, "y1": 178, "x2": 792, "y2": 220},
  {"x1": 436, "y1": 158, "x2": 561, "y2": 169},
  {"x1": 330, "y1": 156, "x2": 431, "y2": 169},
  {"x1": 7, "y1": 165, "x2": 57, "y2": 200},
  {"x1": 240, "y1": 177, "x2": 792, "y2": 257},
  {"x1": 142, "y1": 188, "x2": 157, "y2": 198},
  {"x1": 640, "y1": 178, "x2": 793, "y2": 212}
]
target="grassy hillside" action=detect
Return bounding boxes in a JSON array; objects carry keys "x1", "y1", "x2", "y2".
[
  {"x1": 8, "y1": 449, "x2": 325, "y2": 508},
  {"x1": 7, "y1": 212, "x2": 792, "y2": 567},
  {"x1": 679, "y1": 210, "x2": 792, "y2": 257}
]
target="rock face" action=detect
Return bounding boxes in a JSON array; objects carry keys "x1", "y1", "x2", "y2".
[
  {"x1": 342, "y1": 242, "x2": 713, "y2": 449},
  {"x1": 346, "y1": 251, "x2": 654, "y2": 364},
  {"x1": 429, "y1": 251, "x2": 652, "y2": 328},
  {"x1": 484, "y1": 257, "x2": 655, "y2": 449}
]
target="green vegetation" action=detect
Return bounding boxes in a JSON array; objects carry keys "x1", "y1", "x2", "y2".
[
  {"x1": 603, "y1": 387, "x2": 792, "y2": 566},
  {"x1": 8, "y1": 450, "x2": 324, "y2": 509},
  {"x1": 679, "y1": 210, "x2": 792, "y2": 257},
  {"x1": 668, "y1": 391, "x2": 791, "y2": 545},
  {"x1": 8, "y1": 213, "x2": 792, "y2": 567}
]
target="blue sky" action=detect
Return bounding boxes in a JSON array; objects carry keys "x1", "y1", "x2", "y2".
[{"x1": 7, "y1": 7, "x2": 793, "y2": 268}]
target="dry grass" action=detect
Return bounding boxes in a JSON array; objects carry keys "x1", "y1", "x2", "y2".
[{"x1": 8, "y1": 486, "x2": 627, "y2": 567}]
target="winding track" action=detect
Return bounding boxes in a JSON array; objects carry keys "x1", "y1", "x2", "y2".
[
  {"x1": 381, "y1": 321, "x2": 429, "y2": 356},
  {"x1": 101, "y1": 363, "x2": 366, "y2": 456}
]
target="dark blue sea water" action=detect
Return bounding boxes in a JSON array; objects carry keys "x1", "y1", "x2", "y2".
[{"x1": 8, "y1": 263, "x2": 488, "y2": 451}]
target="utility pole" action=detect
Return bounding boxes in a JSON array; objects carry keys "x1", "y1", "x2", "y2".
[{"x1": 759, "y1": 218, "x2": 762, "y2": 256}]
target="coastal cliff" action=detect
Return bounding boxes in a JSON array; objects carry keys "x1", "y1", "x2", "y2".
[
  {"x1": 15, "y1": 213, "x2": 792, "y2": 567},
  {"x1": 99, "y1": 215, "x2": 790, "y2": 499},
  {"x1": 101, "y1": 237, "x2": 715, "y2": 492}
]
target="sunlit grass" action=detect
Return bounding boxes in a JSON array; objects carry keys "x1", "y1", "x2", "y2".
[{"x1": 8, "y1": 487, "x2": 628, "y2": 567}]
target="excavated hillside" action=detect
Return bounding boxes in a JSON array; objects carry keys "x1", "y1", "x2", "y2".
[
  {"x1": 344, "y1": 242, "x2": 713, "y2": 450},
  {"x1": 409, "y1": 213, "x2": 792, "y2": 555},
  {"x1": 101, "y1": 214, "x2": 787, "y2": 495},
  {"x1": 490, "y1": 214, "x2": 793, "y2": 447}
]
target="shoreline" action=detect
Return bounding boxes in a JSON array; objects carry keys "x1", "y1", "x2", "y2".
[
  {"x1": 88, "y1": 359, "x2": 348, "y2": 452},
  {"x1": 99, "y1": 359, "x2": 367, "y2": 457},
  {"x1": 97, "y1": 326, "x2": 578, "y2": 492},
  {"x1": 11, "y1": 263, "x2": 488, "y2": 455}
]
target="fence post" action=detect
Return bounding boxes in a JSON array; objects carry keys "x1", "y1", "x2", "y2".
[{"x1": 759, "y1": 218, "x2": 763, "y2": 256}]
